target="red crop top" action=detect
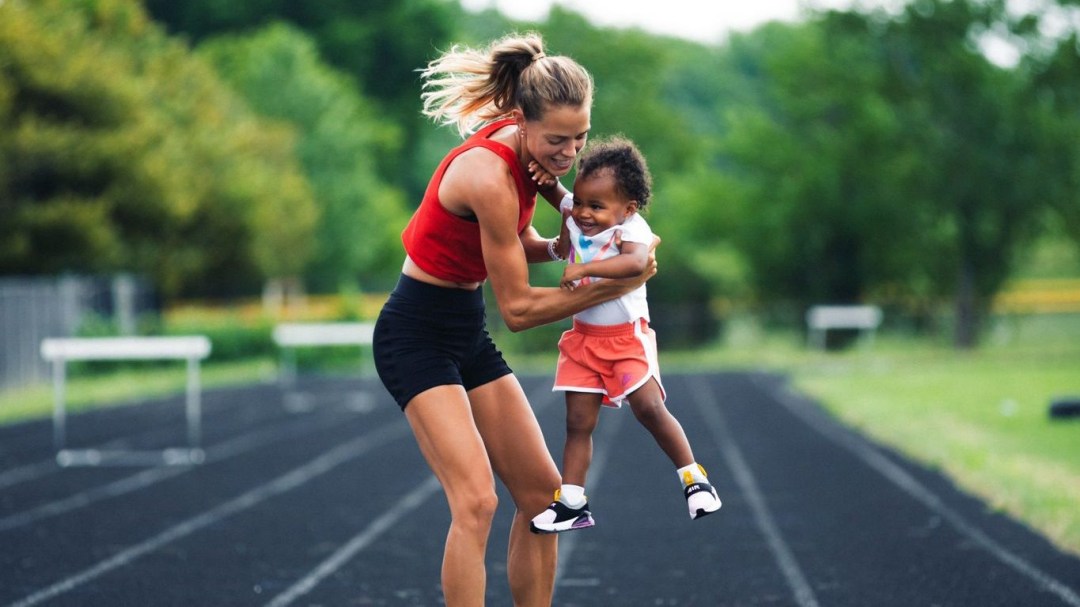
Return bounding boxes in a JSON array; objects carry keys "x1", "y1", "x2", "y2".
[{"x1": 401, "y1": 119, "x2": 538, "y2": 283}]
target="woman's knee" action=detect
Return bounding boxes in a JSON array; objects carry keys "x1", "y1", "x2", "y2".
[{"x1": 449, "y1": 490, "x2": 500, "y2": 531}]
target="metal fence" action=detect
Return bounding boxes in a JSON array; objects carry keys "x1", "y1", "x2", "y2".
[{"x1": 0, "y1": 275, "x2": 155, "y2": 391}]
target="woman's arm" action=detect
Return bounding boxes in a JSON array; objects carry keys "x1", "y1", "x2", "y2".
[{"x1": 519, "y1": 225, "x2": 558, "y2": 264}]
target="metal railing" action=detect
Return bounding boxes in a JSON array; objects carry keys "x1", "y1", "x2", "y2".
[{"x1": 0, "y1": 275, "x2": 154, "y2": 391}]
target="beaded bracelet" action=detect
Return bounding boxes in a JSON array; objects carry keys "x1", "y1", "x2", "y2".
[{"x1": 547, "y1": 238, "x2": 563, "y2": 261}]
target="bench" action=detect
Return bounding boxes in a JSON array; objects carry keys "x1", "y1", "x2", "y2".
[
  {"x1": 40, "y1": 336, "x2": 212, "y2": 466},
  {"x1": 805, "y1": 305, "x2": 883, "y2": 350},
  {"x1": 272, "y1": 322, "x2": 375, "y2": 385}
]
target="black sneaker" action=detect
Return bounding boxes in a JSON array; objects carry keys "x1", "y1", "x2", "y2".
[{"x1": 529, "y1": 491, "x2": 595, "y2": 534}]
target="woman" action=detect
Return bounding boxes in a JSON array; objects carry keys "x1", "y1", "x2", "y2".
[{"x1": 372, "y1": 33, "x2": 657, "y2": 606}]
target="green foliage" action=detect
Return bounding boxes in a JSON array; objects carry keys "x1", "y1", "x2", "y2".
[
  {"x1": 198, "y1": 24, "x2": 410, "y2": 291},
  {"x1": 4, "y1": 0, "x2": 1080, "y2": 351},
  {"x1": 1026, "y1": 31, "x2": 1080, "y2": 256},
  {"x1": 719, "y1": 19, "x2": 927, "y2": 312},
  {"x1": 0, "y1": 0, "x2": 318, "y2": 298},
  {"x1": 143, "y1": 0, "x2": 461, "y2": 200},
  {"x1": 164, "y1": 316, "x2": 275, "y2": 362},
  {"x1": 712, "y1": 3, "x2": 1077, "y2": 345}
]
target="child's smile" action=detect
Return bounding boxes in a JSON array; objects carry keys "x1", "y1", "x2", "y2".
[{"x1": 570, "y1": 169, "x2": 636, "y2": 237}]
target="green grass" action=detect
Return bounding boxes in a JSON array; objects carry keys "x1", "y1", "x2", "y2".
[
  {"x1": 0, "y1": 358, "x2": 277, "y2": 425},
  {"x1": 663, "y1": 313, "x2": 1080, "y2": 557},
  {"x1": 790, "y1": 343, "x2": 1080, "y2": 557}
]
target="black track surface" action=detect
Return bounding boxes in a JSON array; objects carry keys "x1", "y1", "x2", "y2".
[{"x1": 1, "y1": 372, "x2": 1078, "y2": 606}]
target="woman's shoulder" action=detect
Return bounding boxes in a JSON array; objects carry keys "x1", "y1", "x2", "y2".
[
  {"x1": 445, "y1": 147, "x2": 515, "y2": 190},
  {"x1": 439, "y1": 146, "x2": 518, "y2": 217}
]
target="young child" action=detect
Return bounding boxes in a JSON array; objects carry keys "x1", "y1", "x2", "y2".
[{"x1": 529, "y1": 137, "x2": 722, "y2": 534}]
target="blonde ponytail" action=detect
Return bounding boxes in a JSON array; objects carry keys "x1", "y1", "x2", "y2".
[{"x1": 420, "y1": 32, "x2": 593, "y2": 137}]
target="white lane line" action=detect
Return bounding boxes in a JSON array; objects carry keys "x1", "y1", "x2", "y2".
[
  {"x1": 0, "y1": 411, "x2": 354, "y2": 532},
  {"x1": 0, "y1": 431, "x2": 175, "y2": 490},
  {"x1": 756, "y1": 374, "x2": 1080, "y2": 607},
  {"x1": 0, "y1": 391, "x2": 282, "y2": 490},
  {"x1": 263, "y1": 475, "x2": 442, "y2": 607},
  {"x1": 0, "y1": 460, "x2": 56, "y2": 491},
  {"x1": 0, "y1": 382, "x2": 361, "y2": 489},
  {"x1": 689, "y1": 376, "x2": 821, "y2": 607},
  {"x1": 266, "y1": 378, "x2": 564, "y2": 605},
  {"x1": 4, "y1": 420, "x2": 411, "y2": 607},
  {"x1": 553, "y1": 406, "x2": 627, "y2": 589}
]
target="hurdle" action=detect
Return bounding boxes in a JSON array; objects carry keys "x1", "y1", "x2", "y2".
[
  {"x1": 805, "y1": 305, "x2": 883, "y2": 350},
  {"x1": 272, "y1": 322, "x2": 375, "y2": 386},
  {"x1": 40, "y1": 336, "x2": 212, "y2": 467}
]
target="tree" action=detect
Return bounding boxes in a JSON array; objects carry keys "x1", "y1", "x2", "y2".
[
  {"x1": 199, "y1": 23, "x2": 410, "y2": 292},
  {"x1": 143, "y1": 0, "x2": 460, "y2": 201},
  {"x1": 869, "y1": 0, "x2": 1062, "y2": 347},
  {"x1": 1025, "y1": 30, "x2": 1080, "y2": 256},
  {"x1": 714, "y1": 4, "x2": 1069, "y2": 348},
  {"x1": 717, "y1": 19, "x2": 927, "y2": 316},
  {"x1": 0, "y1": 0, "x2": 317, "y2": 298}
]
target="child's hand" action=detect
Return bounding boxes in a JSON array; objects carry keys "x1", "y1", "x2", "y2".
[
  {"x1": 560, "y1": 264, "x2": 585, "y2": 290},
  {"x1": 528, "y1": 161, "x2": 558, "y2": 189}
]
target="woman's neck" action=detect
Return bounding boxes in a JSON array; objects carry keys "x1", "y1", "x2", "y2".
[{"x1": 489, "y1": 122, "x2": 531, "y2": 169}]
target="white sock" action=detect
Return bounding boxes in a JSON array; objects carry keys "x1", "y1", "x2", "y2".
[
  {"x1": 677, "y1": 463, "x2": 708, "y2": 487},
  {"x1": 558, "y1": 484, "x2": 586, "y2": 507}
]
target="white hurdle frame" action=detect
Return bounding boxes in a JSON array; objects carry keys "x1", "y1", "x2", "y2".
[
  {"x1": 805, "y1": 305, "x2": 883, "y2": 350},
  {"x1": 40, "y1": 336, "x2": 212, "y2": 467},
  {"x1": 272, "y1": 322, "x2": 375, "y2": 386}
]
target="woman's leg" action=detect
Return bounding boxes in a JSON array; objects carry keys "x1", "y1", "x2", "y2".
[
  {"x1": 405, "y1": 384, "x2": 499, "y2": 607},
  {"x1": 626, "y1": 378, "x2": 694, "y2": 468},
  {"x1": 469, "y1": 374, "x2": 561, "y2": 607},
  {"x1": 561, "y1": 392, "x2": 603, "y2": 486}
]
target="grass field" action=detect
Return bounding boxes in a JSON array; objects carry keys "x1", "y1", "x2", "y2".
[
  {"x1": 791, "y1": 343, "x2": 1080, "y2": 556},
  {"x1": 662, "y1": 312, "x2": 1080, "y2": 557},
  {"x1": 3, "y1": 314, "x2": 1078, "y2": 556}
]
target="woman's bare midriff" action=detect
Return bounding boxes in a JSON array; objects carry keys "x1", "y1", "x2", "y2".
[{"x1": 402, "y1": 256, "x2": 484, "y2": 291}]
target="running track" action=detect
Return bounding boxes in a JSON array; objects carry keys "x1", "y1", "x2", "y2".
[{"x1": 1, "y1": 372, "x2": 1078, "y2": 606}]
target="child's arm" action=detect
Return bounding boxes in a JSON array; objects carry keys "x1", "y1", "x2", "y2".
[
  {"x1": 529, "y1": 161, "x2": 571, "y2": 211},
  {"x1": 561, "y1": 240, "x2": 648, "y2": 290},
  {"x1": 554, "y1": 208, "x2": 572, "y2": 261}
]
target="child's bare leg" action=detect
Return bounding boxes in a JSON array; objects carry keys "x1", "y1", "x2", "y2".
[
  {"x1": 529, "y1": 391, "x2": 602, "y2": 534},
  {"x1": 562, "y1": 392, "x2": 603, "y2": 486},
  {"x1": 627, "y1": 377, "x2": 723, "y2": 519},
  {"x1": 626, "y1": 378, "x2": 694, "y2": 468}
]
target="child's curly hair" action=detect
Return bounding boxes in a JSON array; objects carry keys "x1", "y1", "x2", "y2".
[{"x1": 576, "y1": 136, "x2": 652, "y2": 210}]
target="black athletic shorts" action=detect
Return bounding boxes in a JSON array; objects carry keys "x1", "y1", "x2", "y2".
[{"x1": 373, "y1": 274, "x2": 513, "y2": 410}]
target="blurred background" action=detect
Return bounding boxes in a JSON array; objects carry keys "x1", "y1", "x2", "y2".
[{"x1": 1, "y1": 0, "x2": 1078, "y2": 554}]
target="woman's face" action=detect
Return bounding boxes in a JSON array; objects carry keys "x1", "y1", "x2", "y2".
[{"x1": 522, "y1": 104, "x2": 590, "y2": 177}]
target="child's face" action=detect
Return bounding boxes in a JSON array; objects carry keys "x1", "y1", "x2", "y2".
[{"x1": 570, "y1": 169, "x2": 637, "y2": 236}]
